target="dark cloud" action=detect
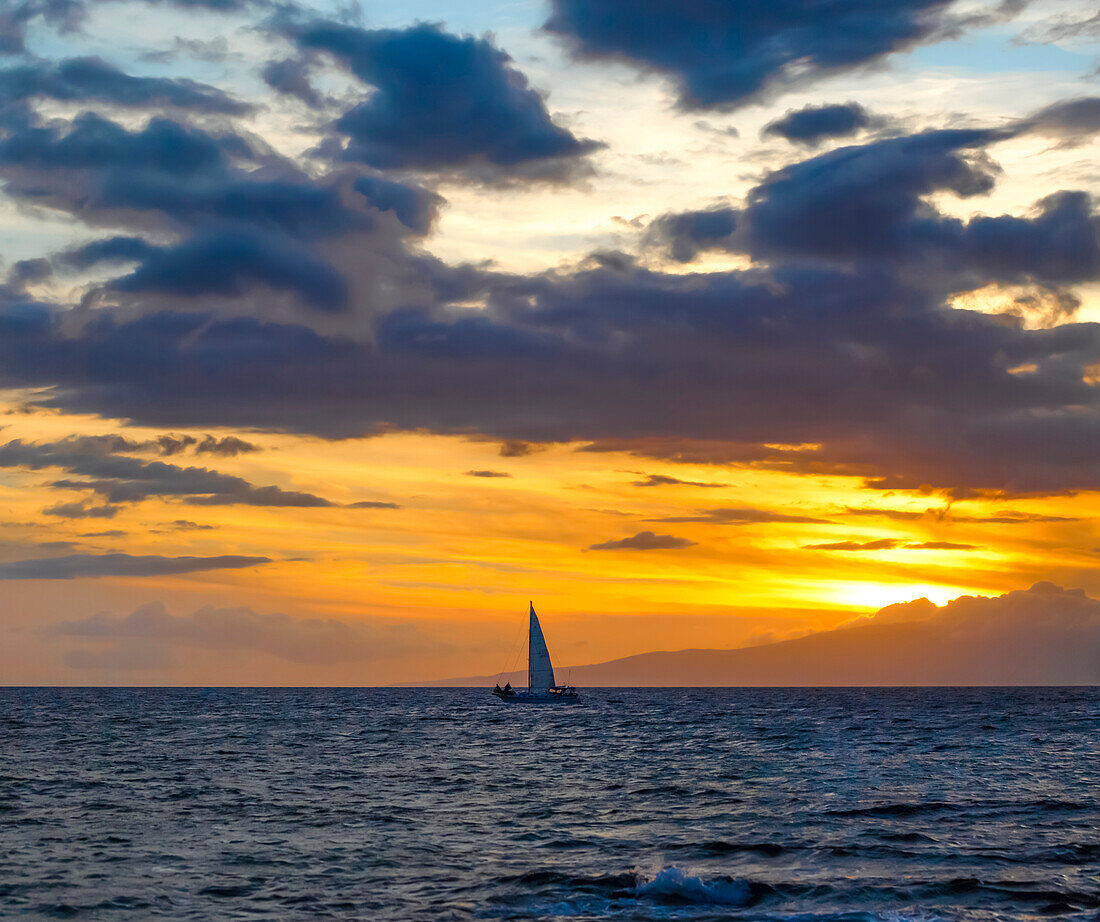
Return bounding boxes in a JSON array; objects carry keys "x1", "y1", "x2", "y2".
[
  {"x1": 79, "y1": 530, "x2": 126, "y2": 537},
  {"x1": 194, "y1": 435, "x2": 260, "y2": 456},
  {"x1": 0, "y1": 56, "x2": 251, "y2": 114},
  {"x1": 0, "y1": 101, "x2": 1099, "y2": 499},
  {"x1": 0, "y1": 0, "x2": 83, "y2": 57},
  {"x1": 1015, "y1": 96, "x2": 1100, "y2": 146},
  {"x1": 7, "y1": 257, "x2": 50, "y2": 288},
  {"x1": 345, "y1": 501, "x2": 400, "y2": 508},
  {"x1": 51, "y1": 600, "x2": 418, "y2": 668},
  {"x1": 739, "y1": 128, "x2": 1003, "y2": 264},
  {"x1": 631, "y1": 473, "x2": 728, "y2": 488},
  {"x1": 498, "y1": 439, "x2": 544, "y2": 457},
  {"x1": 589, "y1": 531, "x2": 695, "y2": 550},
  {"x1": 805, "y1": 539, "x2": 905, "y2": 550},
  {"x1": 465, "y1": 469, "x2": 511, "y2": 478},
  {"x1": 354, "y1": 175, "x2": 442, "y2": 235},
  {"x1": 645, "y1": 206, "x2": 737, "y2": 262},
  {"x1": 293, "y1": 21, "x2": 601, "y2": 180},
  {"x1": 0, "y1": 106, "x2": 464, "y2": 326},
  {"x1": 544, "y1": 0, "x2": 956, "y2": 109},
  {"x1": 0, "y1": 438, "x2": 333, "y2": 506},
  {"x1": 803, "y1": 538, "x2": 978, "y2": 550},
  {"x1": 844, "y1": 506, "x2": 1080, "y2": 523},
  {"x1": 0, "y1": 111, "x2": 243, "y2": 175},
  {"x1": 4, "y1": 247, "x2": 1100, "y2": 497},
  {"x1": 663, "y1": 128, "x2": 1099, "y2": 292},
  {"x1": 0, "y1": 553, "x2": 270, "y2": 579},
  {"x1": 762, "y1": 102, "x2": 872, "y2": 146},
  {"x1": 261, "y1": 56, "x2": 323, "y2": 106},
  {"x1": 652, "y1": 507, "x2": 829, "y2": 524},
  {"x1": 43, "y1": 499, "x2": 122, "y2": 518},
  {"x1": 10, "y1": 432, "x2": 258, "y2": 458},
  {"x1": 106, "y1": 230, "x2": 350, "y2": 312}
]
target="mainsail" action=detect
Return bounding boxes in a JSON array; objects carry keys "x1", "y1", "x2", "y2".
[{"x1": 528, "y1": 602, "x2": 556, "y2": 690}]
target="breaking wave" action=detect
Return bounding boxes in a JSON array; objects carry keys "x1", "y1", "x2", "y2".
[{"x1": 630, "y1": 866, "x2": 761, "y2": 906}]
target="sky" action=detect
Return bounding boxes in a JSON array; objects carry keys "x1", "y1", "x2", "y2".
[{"x1": 0, "y1": 0, "x2": 1098, "y2": 685}]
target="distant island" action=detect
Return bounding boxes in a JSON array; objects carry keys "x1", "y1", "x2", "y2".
[{"x1": 408, "y1": 583, "x2": 1100, "y2": 687}]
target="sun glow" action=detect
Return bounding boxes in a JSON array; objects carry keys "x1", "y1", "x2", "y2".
[{"x1": 830, "y1": 581, "x2": 979, "y2": 611}]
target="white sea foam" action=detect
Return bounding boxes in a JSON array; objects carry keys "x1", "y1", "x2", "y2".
[{"x1": 633, "y1": 866, "x2": 754, "y2": 905}]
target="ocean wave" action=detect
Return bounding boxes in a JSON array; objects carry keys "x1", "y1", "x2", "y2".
[{"x1": 629, "y1": 867, "x2": 764, "y2": 906}]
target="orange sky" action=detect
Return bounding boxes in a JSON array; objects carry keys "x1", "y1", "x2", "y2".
[{"x1": 3, "y1": 404, "x2": 1098, "y2": 685}]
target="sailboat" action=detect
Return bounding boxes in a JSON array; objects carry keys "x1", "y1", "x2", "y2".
[{"x1": 491, "y1": 603, "x2": 579, "y2": 704}]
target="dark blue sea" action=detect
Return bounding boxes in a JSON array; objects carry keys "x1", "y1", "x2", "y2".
[{"x1": 2, "y1": 688, "x2": 1098, "y2": 921}]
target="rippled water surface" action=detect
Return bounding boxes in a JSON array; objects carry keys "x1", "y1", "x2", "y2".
[{"x1": 2, "y1": 687, "x2": 1098, "y2": 921}]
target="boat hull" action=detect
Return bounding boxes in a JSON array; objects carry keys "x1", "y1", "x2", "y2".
[{"x1": 492, "y1": 691, "x2": 579, "y2": 704}]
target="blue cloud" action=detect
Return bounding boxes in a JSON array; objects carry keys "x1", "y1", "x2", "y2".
[
  {"x1": 354, "y1": 175, "x2": 441, "y2": 234},
  {"x1": 0, "y1": 111, "x2": 240, "y2": 174},
  {"x1": 0, "y1": 56, "x2": 251, "y2": 113},
  {"x1": 646, "y1": 207, "x2": 737, "y2": 262},
  {"x1": 294, "y1": 21, "x2": 601, "y2": 179},
  {"x1": 762, "y1": 103, "x2": 872, "y2": 146},
  {"x1": 106, "y1": 231, "x2": 349, "y2": 311},
  {"x1": 544, "y1": 0, "x2": 955, "y2": 109}
]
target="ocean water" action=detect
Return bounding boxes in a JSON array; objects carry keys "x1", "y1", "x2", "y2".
[{"x1": 1, "y1": 688, "x2": 1097, "y2": 921}]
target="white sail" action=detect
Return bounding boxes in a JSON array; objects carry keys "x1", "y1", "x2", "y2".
[{"x1": 528, "y1": 602, "x2": 556, "y2": 690}]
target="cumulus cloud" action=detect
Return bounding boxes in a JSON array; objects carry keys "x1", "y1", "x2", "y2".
[
  {"x1": 0, "y1": 553, "x2": 271, "y2": 579},
  {"x1": 49, "y1": 601, "x2": 415, "y2": 668},
  {"x1": 291, "y1": 21, "x2": 601, "y2": 181},
  {"x1": 762, "y1": 102, "x2": 873, "y2": 146},
  {"x1": 0, "y1": 41, "x2": 1097, "y2": 503},
  {"x1": 589, "y1": 531, "x2": 695, "y2": 550},
  {"x1": 106, "y1": 230, "x2": 350, "y2": 312},
  {"x1": 645, "y1": 206, "x2": 737, "y2": 262},
  {"x1": 652, "y1": 125, "x2": 1099, "y2": 293},
  {"x1": 353, "y1": 175, "x2": 442, "y2": 235},
  {"x1": 0, "y1": 102, "x2": 457, "y2": 328},
  {"x1": 865, "y1": 581, "x2": 1100, "y2": 638},
  {"x1": 5, "y1": 243, "x2": 1100, "y2": 497},
  {"x1": 544, "y1": 0, "x2": 960, "y2": 109},
  {"x1": 0, "y1": 56, "x2": 251, "y2": 114},
  {"x1": 260, "y1": 56, "x2": 323, "y2": 106}
]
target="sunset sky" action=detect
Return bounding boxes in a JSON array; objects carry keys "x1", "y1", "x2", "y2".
[{"x1": 1, "y1": 0, "x2": 1098, "y2": 685}]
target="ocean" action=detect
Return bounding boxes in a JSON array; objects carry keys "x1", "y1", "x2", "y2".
[{"x1": 2, "y1": 687, "x2": 1097, "y2": 921}]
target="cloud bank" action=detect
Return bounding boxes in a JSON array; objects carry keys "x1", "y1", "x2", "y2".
[
  {"x1": 50, "y1": 601, "x2": 421, "y2": 669},
  {"x1": 0, "y1": 553, "x2": 271, "y2": 579}
]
